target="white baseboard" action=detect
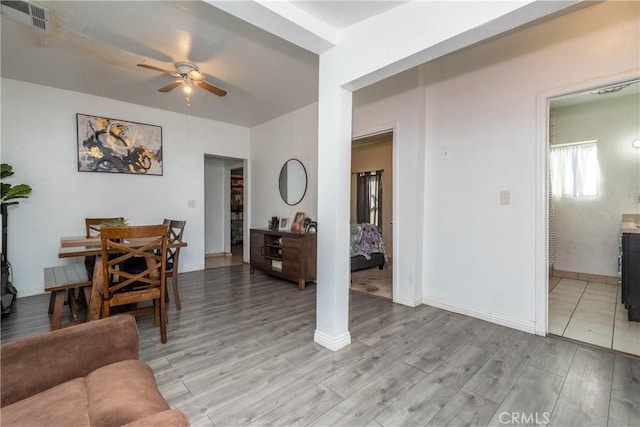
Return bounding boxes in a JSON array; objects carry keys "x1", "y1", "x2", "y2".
[
  {"x1": 422, "y1": 296, "x2": 536, "y2": 334},
  {"x1": 314, "y1": 329, "x2": 352, "y2": 351},
  {"x1": 393, "y1": 294, "x2": 422, "y2": 307},
  {"x1": 205, "y1": 252, "x2": 231, "y2": 258}
]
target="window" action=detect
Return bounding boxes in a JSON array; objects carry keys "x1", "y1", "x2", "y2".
[{"x1": 550, "y1": 141, "x2": 600, "y2": 198}]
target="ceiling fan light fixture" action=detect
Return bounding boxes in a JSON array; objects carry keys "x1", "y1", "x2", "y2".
[
  {"x1": 137, "y1": 62, "x2": 226, "y2": 97},
  {"x1": 175, "y1": 61, "x2": 197, "y2": 75}
]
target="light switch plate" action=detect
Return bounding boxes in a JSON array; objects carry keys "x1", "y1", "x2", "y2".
[
  {"x1": 500, "y1": 190, "x2": 511, "y2": 205},
  {"x1": 188, "y1": 200, "x2": 196, "y2": 208}
]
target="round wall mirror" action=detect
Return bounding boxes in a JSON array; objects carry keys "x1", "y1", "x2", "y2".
[{"x1": 279, "y1": 159, "x2": 307, "y2": 206}]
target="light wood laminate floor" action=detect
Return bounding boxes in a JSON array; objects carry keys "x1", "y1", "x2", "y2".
[{"x1": 2, "y1": 265, "x2": 639, "y2": 426}]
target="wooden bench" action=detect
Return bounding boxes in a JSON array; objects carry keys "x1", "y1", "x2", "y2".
[{"x1": 44, "y1": 263, "x2": 92, "y2": 330}]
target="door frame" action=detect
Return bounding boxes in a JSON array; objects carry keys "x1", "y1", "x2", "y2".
[
  {"x1": 534, "y1": 69, "x2": 640, "y2": 335},
  {"x1": 352, "y1": 122, "x2": 398, "y2": 302}
]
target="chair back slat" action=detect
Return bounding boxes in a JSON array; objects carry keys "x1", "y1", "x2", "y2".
[
  {"x1": 163, "y1": 219, "x2": 186, "y2": 242},
  {"x1": 162, "y1": 219, "x2": 186, "y2": 266}
]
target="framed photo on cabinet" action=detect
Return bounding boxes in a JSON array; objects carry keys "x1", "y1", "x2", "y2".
[{"x1": 291, "y1": 212, "x2": 306, "y2": 232}]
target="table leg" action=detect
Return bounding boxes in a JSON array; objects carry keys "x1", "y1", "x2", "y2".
[
  {"x1": 50, "y1": 291, "x2": 65, "y2": 330},
  {"x1": 80, "y1": 285, "x2": 91, "y2": 309},
  {"x1": 88, "y1": 255, "x2": 103, "y2": 321},
  {"x1": 68, "y1": 288, "x2": 79, "y2": 321},
  {"x1": 48, "y1": 293, "x2": 55, "y2": 314}
]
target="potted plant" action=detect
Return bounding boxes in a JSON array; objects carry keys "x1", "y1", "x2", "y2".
[{"x1": 1, "y1": 163, "x2": 32, "y2": 315}]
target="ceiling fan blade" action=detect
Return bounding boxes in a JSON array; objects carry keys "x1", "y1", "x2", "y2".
[
  {"x1": 158, "y1": 81, "x2": 183, "y2": 93},
  {"x1": 137, "y1": 63, "x2": 177, "y2": 75},
  {"x1": 194, "y1": 80, "x2": 227, "y2": 97}
]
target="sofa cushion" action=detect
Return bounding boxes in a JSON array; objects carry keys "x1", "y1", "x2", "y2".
[
  {"x1": 86, "y1": 360, "x2": 170, "y2": 427},
  {"x1": 1, "y1": 315, "x2": 139, "y2": 408},
  {"x1": 0, "y1": 377, "x2": 90, "y2": 427},
  {"x1": 120, "y1": 409, "x2": 190, "y2": 426}
]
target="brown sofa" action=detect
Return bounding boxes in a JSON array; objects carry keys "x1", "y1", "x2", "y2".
[{"x1": 0, "y1": 315, "x2": 189, "y2": 427}]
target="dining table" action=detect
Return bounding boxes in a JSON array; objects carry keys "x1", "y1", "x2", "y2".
[{"x1": 58, "y1": 234, "x2": 187, "y2": 321}]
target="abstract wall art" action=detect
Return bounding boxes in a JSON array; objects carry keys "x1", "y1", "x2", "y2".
[{"x1": 76, "y1": 113, "x2": 163, "y2": 175}]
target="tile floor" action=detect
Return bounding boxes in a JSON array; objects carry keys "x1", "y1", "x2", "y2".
[{"x1": 549, "y1": 277, "x2": 640, "y2": 356}]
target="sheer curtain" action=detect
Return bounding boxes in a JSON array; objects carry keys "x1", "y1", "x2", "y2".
[
  {"x1": 356, "y1": 170, "x2": 383, "y2": 228},
  {"x1": 550, "y1": 142, "x2": 600, "y2": 198}
]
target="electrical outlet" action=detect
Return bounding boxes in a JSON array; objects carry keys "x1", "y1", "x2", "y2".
[
  {"x1": 635, "y1": 194, "x2": 640, "y2": 204},
  {"x1": 500, "y1": 190, "x2": 511, "y2": 205}
]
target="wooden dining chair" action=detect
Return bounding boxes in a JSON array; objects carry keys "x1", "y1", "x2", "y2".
[
  {"x1": 84, "y1": 217, "x2": 124, "y2": 275},
  {"x1": 163, "y1": 219, "x2": 186, "y2": 310},
  {"x1": 85, "y1": 217, "x2": 125, "y2": 238},
  {"x1": 121, "y1": 219, "x2": 186, "y2": 310},
  {"x1": 100, "y1": 224, "x2": 170, "y2": 343}
]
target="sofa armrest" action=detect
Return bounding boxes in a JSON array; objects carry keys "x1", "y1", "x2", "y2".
[{"x1": 1, "y1": 314, "x2": 139, "y2": 407}]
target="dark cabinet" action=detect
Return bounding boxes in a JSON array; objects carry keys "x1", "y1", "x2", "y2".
[
  {"x1": 621, "y1": 232, "x2": 640, "y2": 321},
  {"x1": 250, "y1": 228, "x2": 316, "y2": 289}
]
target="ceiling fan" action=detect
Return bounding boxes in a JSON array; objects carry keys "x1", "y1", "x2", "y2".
[{"x1": 137, "y1": 62, "x2": 227, "y2": 97}]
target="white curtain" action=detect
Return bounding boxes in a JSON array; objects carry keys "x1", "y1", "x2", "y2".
[{"x1": 550, "y1": 142, "x2": 600, "y2": 198}]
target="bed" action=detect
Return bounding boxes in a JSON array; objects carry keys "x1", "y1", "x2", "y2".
[{"x1": 350, "y1": 223, "x2": 388, "y2": 272}]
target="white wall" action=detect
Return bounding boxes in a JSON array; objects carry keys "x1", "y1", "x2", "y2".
[
  {"x1": 353, "y1": 67, "x2": 423, "y2": 306},
  {"x1": 204, "y1": 157, "x2": 227, "y2": 254},
  {"x1": 421, "y1": 1, "x2": 639, "y2": 331},
  {"x1": 1, "y1": 78, "x2": 250, "y2": 297},
  {"x1": 250, "y1": 103, "x2": 318, "y2": 228},
  {"x1": 553, "y1": 94, "x2": 640, "y2": 276},
  {"x1": 312, "y1": 0, "x2": 563, "y2": 350}
]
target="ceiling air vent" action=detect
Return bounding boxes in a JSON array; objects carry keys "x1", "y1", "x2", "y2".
[{"x1": 1, "y1": 0, "x2": 49, "y2": 31}]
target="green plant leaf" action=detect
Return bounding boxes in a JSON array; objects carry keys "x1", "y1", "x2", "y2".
[
  {"x1": 1, "y1": 164, "x2": 14, "y2": 180},
  {"x1": 1, "y1": 183, "x2": 10, "y2": 200},
  {"x1": 4, "y1": 184, "x2": 32, "y2": 201},
  {"x1": 101, "y1": 218, "x2": 129, "y2": 227}
]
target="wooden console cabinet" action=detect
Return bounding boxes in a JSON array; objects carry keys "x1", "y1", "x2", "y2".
[{"x1": 250, "y1": 228, "x2": 316, "y2": 289}]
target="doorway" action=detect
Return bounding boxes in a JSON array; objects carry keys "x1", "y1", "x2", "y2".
[
  {"x1": 204, "y1": 155, "x2": 246, "y2": 269},
  {"x1": 546, "y1": 79, "x2": 640, "y2": 356},
  {"x1": 349, "y1": 130, "x2": 394, "y2": 300}
]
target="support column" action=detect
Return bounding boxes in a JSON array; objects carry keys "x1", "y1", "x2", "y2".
[{"x1": 314, "y1": 54, "x2": 353, "y2": 351}]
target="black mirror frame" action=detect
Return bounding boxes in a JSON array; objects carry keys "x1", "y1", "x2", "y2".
[{"x1": 279, "y1": 158, "x2": 307, "y2": 206}]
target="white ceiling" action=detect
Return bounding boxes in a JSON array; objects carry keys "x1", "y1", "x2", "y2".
[
  {"x1": 290, "y1": 1, "x2": 406, "y2": 30},
  {"x1": 551, "y1": 80, "x2": 640, "y2": 109},
  {"x1": 0, "y1": 1, "x2": 407, "y2": 128}
]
